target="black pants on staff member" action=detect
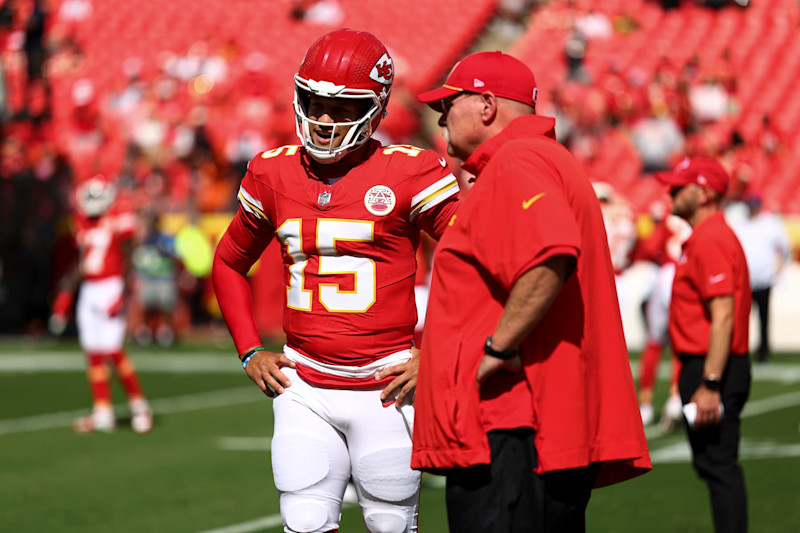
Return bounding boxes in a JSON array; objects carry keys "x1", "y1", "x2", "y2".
[
  {"x1": 678, "y1": 354, "x2": 752, "y2": 533},
  {"x1": 445, "y1": 428, "x2": 600, "y2": 533},
  {"x1": 751, "y1": 287, "x2": 772, "y2": 363}
]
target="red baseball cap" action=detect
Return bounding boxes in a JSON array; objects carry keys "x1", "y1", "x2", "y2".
[
  {"x1": 417, "y1": 51, "x2": 538, "y2": 112},
  {"x1": 656, "y1": 157, "x2": 730, "y2": 195}
]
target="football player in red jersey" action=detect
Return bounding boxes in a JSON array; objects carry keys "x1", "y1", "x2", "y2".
[
  {"x1": 50, "y1": 174, "x2": 153, "y2": 434},
  {"x1": 212, "y1": 29, "x2": 458, "y2": 533}
]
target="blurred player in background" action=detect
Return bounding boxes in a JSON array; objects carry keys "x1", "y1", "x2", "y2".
[
  {"x1": 212, "y1": 29, "x2": 458, "y2": 533},
  {"x1": 593, "y1": 181, "x2": 636, "y2": 312},
  {"x1": 636, "y1": 200, "x2": 692, "y2": 428},
  {"x1": 49, "y1": 174, "x2": 153, "y2": 434},
  {"x1": 132, "y1": 209, "x2": 182, "y2": 347}
]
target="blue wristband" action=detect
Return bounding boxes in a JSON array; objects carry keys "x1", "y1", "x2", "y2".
[{"x1": 241, "y1": 347, "x2": 265, "y2": 369}]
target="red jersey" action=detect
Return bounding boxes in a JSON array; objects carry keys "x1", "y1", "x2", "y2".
[
  {"x1": 74, "y1": 202, "x2": 137, "y2": 280},
  {"x1": 637, "y1": 215, "x2": 692, "y2": 267},
  {"x1": 219, "y1": 141, "x2": 458, "y2": 387},
  {"x1": 669, "y1": 211, "x2": 751, "y2": 355},
  {"x1": 413, "y1": 116, "x2": 650, "y2": 487}
]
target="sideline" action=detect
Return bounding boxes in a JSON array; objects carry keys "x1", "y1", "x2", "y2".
[
  {"x1": 0, "y1": 352, "x2": 239, "y2": 373},
  {"x1": 3, "y1": 353, "x2": 800, "y2": 383},
  {"x1": 0, "y1": 386, "x2": 257, "y2": 436}
]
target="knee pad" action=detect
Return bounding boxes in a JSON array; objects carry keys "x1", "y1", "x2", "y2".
[
  {"x1": 283, "y1": 501, "x2": 329, "y2": 533},
  {"x1": 271, "y1": 432, "x2": 330, "y2": 492},
  {"x1": 363, "y1": 511, "x2": 408, "y2": 533},
  {"x1": 356, "y1": 447, "x2": 420, "y2": 502}
]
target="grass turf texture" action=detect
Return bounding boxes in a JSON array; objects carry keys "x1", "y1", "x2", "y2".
[{"x1": 1, "y1": 338, "x2": 799, "y2": 532}]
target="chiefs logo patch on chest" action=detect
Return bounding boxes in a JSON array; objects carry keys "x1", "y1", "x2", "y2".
[{"x1": 364, "y1": 185, "x2": 396, "y2": 216}]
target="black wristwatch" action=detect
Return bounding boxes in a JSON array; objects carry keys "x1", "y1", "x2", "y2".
[
  {"x1": 484, "y1": 336, "x2": 519, "y2": 360},
  {"x1": 702, "y1": 374, "x2": 721, "y2": 391}
]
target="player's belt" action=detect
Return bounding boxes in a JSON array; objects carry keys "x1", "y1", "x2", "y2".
[{"x1": 283, "y1": 346, "x2": 411, "y2": 379}]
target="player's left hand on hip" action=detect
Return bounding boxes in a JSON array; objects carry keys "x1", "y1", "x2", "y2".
[
  {"x1": 477, "y1": 354, "x2": 522, "y2": 386},
  {"x1": 377, "y1": 346, "x2": 419, "y2": 407}
]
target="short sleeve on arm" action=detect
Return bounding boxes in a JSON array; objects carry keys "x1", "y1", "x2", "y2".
[
  {"x1": 408, "y1": 149, "x2": 460, "y2": 240},
  {"x1": 694, "y1": 237, "x2": 735, "y2": 300},
  {"x1": 470, "y1": 150, "x2": 581, "y2": 290}
]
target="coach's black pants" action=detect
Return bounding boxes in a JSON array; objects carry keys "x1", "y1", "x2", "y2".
[
  {"x1": 752, "y1": 287, "x2": 771, "y2": 362},
  {"x1": 679, "y1": 354, "x2": 751, "y2": 533},
  {"x1": 445, "y1": 428, "x2": 600, "y2": 533}
]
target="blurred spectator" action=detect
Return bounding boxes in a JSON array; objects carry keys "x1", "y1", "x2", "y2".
[
  {"x1": 564, "y1": 30, "x2": 590, "y2": 83},
  {"x1": 731, "y1": 193, "x2": 792, "y2": 363},
  {"x1": 290, "y1": 0, "x2": 344, "y2": 25},
  {"x1": 575, "y1": 10, "x2": 612, "y2": 40},
  {"x1": 22, "y1": 0, "x2": 48, "y2": 118},
  {"x1": 630, "y1": 112, "x2": 685, "y2": 171},
  {"x1": 58, "y1": 0, "x2": 92, "y2": 24}
]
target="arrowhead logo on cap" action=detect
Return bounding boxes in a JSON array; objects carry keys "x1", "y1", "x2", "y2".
[{"x1": 473, "y1": 78, "x2": 485, "y2": 88}]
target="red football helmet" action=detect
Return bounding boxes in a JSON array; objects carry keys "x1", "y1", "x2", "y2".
[
  {"x1": 294, "y1": 29, "x2": 394, "y2": 162},
  {"x1": 75, "y1": 174, "x2": 117, "y2": 217}
]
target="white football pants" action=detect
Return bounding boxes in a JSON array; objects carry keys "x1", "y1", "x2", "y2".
[
  {"x1": 271, "y1": 366, "x2": 419, "y2": 533},
  {"x1": 76, "y1": 277, "x2": 126, "y2": 352}
]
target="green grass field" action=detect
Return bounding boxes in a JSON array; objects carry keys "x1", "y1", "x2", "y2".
[{"x1": 1, "y1": 336, "x2": 799, "y2": 532}]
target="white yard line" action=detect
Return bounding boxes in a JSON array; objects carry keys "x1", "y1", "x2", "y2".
[
  {"x1": 0, "y1": 386, "x2": 256, "y2": 436},
  {"x1": 0, "y1": 353, "x2": 239, "y2": 373},
  {"x1": 197, "y1": 504, "x2": 359, "y2": 533},
  {"x1": 649, "y1": 438, "x2": 800, "y2": 464},
  {"x1": 196, "y1": 515, "x2": 285, "y2": 533}
]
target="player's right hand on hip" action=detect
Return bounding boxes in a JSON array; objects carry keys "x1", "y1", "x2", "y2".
[{"x1": 244, "y1": 350, "x2": 297, "y2": 398}]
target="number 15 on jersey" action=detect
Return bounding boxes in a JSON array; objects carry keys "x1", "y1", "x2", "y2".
[{"x1": 278, "y1": 219, "x2": 376, "y2": 313}]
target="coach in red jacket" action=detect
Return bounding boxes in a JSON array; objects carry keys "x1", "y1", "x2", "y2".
[{"x1": 412, "y1": 52, "x2": 651, "y2": 532}]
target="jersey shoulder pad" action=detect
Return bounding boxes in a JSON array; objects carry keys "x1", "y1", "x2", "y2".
[
  {"x1": 247, "y1": 145, "x2": 303, "y2": 176},
  {"x1": 379, "y1": 144, "x2": 447, "y2": 166}
]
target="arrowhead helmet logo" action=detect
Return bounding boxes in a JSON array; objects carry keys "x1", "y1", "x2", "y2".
[{"x1": 370, "y1": 53, "x2": 394, "y2": 85}]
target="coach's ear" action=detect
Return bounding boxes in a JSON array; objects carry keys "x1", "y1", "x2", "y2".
[{"x1": 478, "y1": 91, "x2": 498, "y2": 125}]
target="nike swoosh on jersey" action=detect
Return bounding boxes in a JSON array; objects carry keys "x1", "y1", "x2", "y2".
[
  {"x1": 439, "y1": 157, "x2": 447, "y2": 168},
  {"x1": 709, "y1": 273, "x2": 726, "y2": 284},
  {"x1": 522, "y1": 193, "x2": 546, "y2": 210}
]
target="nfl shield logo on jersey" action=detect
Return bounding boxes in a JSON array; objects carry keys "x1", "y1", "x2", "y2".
[
  {"x1": 318, "y1": 192, "x2": 332, "y2": 206},
  {"x1": 364, "y1": 185, "x2": 396, "y2": 216}
]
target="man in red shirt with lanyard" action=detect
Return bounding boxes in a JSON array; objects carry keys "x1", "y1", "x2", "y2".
[
  {"x1": 657, "y1": 157, "x2": 751, "y2": 533},
  {"x1": 404, "y1": 51, "x2": 651, "y2": 532}
]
